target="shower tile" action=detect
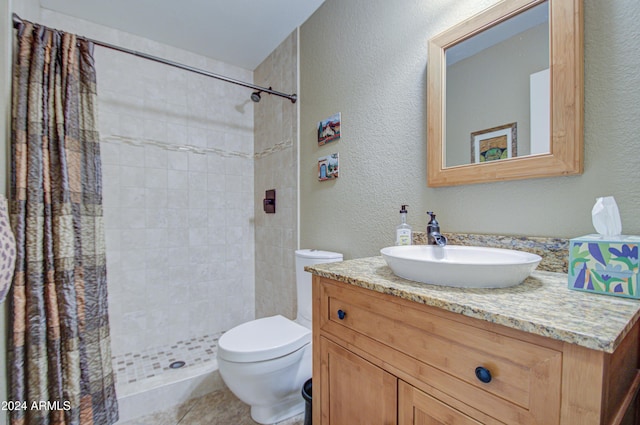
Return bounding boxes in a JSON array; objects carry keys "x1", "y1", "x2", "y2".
[
  {"x1": 168, "y1": 312, "x2": 190, "y2": 343},
  {"x1": 206, "y1": 193, "x2": 226, "y2": 213},
  {"x1": 187, "y1": 209, "x2": 208, "y2": 228},
  {"x1": 167, "y1": 170, "x2": 188, "y2": 190},
  {"x1": 144, "y1": 247, "x2": 169, "y2": 270},
  {"x1": 122, "y1": 268, "x2": 146, "y2": 285},
  {"x1": 105, "y1": 228, "x2": 122, "y2": 253},
  {"x1": 206, "y1": 155, "x2": 225, "y2": 173},
  {"x1": 206, "y1": 263, "x2": 226, "y2": 281},
  {"x1": 224, "y1": 175, "x2": 243, "y2": 193},
  {"x1": 224, "y1": 157, "x2": 246, "y2": 176},
  {"x1": 187, "y1": 191, "x2": 208, "y2": 209},
  {"x1": 103, "y1": 186, "x2": 122, "y2": 212},
  {"x1": 187, "y1": 151, "x2": 208, "y2": 171},
  {"x1": 145, "y1": 209, "x2": 169, "y2": 228},
  {"x1": 120, "y1": 187, "x2": 145, "y2": 208},
  {"x1": 147, "y1": 310, "x2": 171, "y2": 335},
  {"x1": 167, "y1": 227, "x2": 189, "y2": 248},
  {"x1": 224, "y1": 132, "x2": 248, "y2": 154},
  {"x1": 167, "y1": 189, "x2": 189, "y2": 207},
  {"x1": 119, "y1": 249, "x2": 146, "y2": 271},
  {"x1": 187, "y1": 264, "x2": 209, "y2": 283},
  {"x1": 145, "y1": 145, "x2": 169, "y2": 168},
  {"x1": 145, "y1": 267, "x2": 171, "y2": 288},
  {"x1": 120, "y1": 208, "x2": 146, "y2": 229},
  {"x1": 120, "y1": 165, "x2": 144, "y2": 187},
  {"x1": 85, "y1": 11, "x2": 256, "y2": 360},
  {"x1": 145, "y1": 188, "x2": 168, "y2": 209},
  {"x1": 207, "y1": 227, "x2": 225, "y2": 246},
  {"x1": 119, "y1": 114, "x2": 145, "y2": 141},
  {"x1": 143, "y1": 118, "x2": 169, "y2": 143},
  {"x1": 101, "y1": 142, "x2": 121, "y2": 164},
  {"x1": 224, "y1": 192, "x2": 244, "y2": 210},
  {"x1": 145, "y1": 228, "x2": 169, "y2": 249},
  {"x1": 112, "y1": 333, "x2": 222, "y2": 386},
  {"x1": 144, "y1": 168, "x2": 168, "y2": 189},
  {"x1": 206, "y1": 175, "x2": 226, "y2": 194},
  {"x1": 121, "y1": 229, "x2": 146, "y2": 249},
  {"x1": 188, "y1": 172, "x2": 208, "y2": 192},
  {"x1": 119, "y1": 146, "x2": 146, "y2": 168},
  {"x1": 225, "y1": 244, "x2": 244, "y2": 263},
  {"x1": 120, "y1": 291, "x2": 147, "y2": 318},
  {"x1": 168, "y1": 284, "x2": 190, "y2": 306},
  {"x1": 188, "y1": 228, "x2": 209, "y2": 247},
  {"x1": 143, "y1": 80, "x2": 168, "y2": 103},
  {"x1": 167, "y1": 149, "x2": 189, "y2": 171},
  {"x1": 165, "y1": 209, "x2": 187, "y2": 228}
]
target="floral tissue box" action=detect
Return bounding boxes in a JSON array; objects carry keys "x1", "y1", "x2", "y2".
[{"x1": 569, "y1": 234, "x2": 640, "y2": 299}]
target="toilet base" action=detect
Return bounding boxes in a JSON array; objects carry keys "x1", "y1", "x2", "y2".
[
  {"x1": 251, "y1": 396, "x2": 305, "y2": 424},
  {"x1": 218, "y1": 343, "x2": 311, "y2": 425}
]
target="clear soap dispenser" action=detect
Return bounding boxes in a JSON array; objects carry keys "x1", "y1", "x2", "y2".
[{"x1": 395, "y1": 205, "x2": 412, "y2": 246}]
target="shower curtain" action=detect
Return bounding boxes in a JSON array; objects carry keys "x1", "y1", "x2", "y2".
[{"x1": 9, "y1": 21, "x2": 119, "y2": 425}]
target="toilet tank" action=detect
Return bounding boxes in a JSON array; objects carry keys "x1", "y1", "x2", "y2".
[{"x1": 295, "y1": 249, "x2": 343, "y2": 328}]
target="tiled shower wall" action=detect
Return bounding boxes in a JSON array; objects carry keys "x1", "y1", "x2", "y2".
[
  {"x1": 41, "y1": 10, "x2": 256, "y2": 357},
  {"x1": 254, "y1": 31, "x2": 299, "y2": 320}
]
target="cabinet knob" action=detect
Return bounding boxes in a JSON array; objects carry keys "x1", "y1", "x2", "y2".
[
  {"x1": 337, "y1": 309, "x2": 346, "y2": 320},
  {"x1": 475, "y1": 366, "x2": 492, "y2": 383}
]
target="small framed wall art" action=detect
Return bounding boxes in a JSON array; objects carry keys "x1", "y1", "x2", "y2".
[
  {"x1": 317, "y1": 113, "x2": 341, "y2": 146},
  {"x1": 318, "y1": 153, "x2": 339, "y2": 181}
]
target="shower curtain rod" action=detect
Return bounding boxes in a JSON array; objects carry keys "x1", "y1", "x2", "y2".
[{"x1": 11, "y1": 13, "x2": 297, "y2": 103}]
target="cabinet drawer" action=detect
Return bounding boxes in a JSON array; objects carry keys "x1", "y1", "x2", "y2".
[{"x1": 319, "y1": 278, "x2": 562, "y2": 424}]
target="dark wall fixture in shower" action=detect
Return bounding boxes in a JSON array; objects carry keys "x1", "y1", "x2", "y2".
[{"x1": 263, "y1": 189, "x2": 276, "y2": 213}]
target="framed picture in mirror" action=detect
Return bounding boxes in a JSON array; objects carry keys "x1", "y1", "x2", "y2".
[{"x1": 471, "y1": 122, "x2": 517, "y2": 163}]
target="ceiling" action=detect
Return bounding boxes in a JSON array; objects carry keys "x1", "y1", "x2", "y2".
[{"x1": 39, "y1": 0, "x2": 326, "y2": 70}]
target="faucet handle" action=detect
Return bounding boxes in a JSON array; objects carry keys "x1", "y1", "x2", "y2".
[
  {"x1": 426, "y1": 211, "x2": 446, "y2": 246},
  {"x1": 427, "y1": 211, "x2": 438, "y2": 227}
]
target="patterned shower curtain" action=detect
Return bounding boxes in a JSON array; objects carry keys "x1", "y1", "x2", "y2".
[{"x1": 9, "y1": 21, "x2": 119, "y2": 425}]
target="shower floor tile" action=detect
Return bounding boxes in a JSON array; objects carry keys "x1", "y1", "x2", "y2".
[
  {"x1": 112, "y1": 333, "x2": 222, "y2": 386},
  {"x1": 116, "y1": 386, "x2": 305, "y2": 425}
]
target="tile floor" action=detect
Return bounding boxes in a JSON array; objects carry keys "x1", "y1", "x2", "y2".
[
  {"x1": 117, "y1": 386, "x2": 305, "y2": 425},
  {"x1": 113, "y1": 333, "x2": 222, "y2": 386}
]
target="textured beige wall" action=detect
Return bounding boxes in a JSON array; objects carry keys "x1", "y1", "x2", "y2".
[
  {"x1": 254, "y1": 31, "x2": 299, "y2": 320},
  {"x1": 300, "y1": 0, "x2": 640, "y2": 260}
]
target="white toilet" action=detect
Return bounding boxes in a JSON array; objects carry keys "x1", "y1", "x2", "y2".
[{"x1": 217, "y1": 249, "x2": 343, "y2": 424}]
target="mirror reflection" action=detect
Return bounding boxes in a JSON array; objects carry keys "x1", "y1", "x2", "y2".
[{"x1": 444, "y1": 2, "x2": 549, "y2": 167}]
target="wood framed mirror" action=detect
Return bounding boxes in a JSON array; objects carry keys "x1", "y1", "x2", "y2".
[{"x1": 427, "y1": 0, "x2": 583, "y2": 187}]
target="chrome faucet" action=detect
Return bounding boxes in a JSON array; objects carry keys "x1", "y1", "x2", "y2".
[{"x1": 426, "y1": 211, "x2": 447, "y2": 246}]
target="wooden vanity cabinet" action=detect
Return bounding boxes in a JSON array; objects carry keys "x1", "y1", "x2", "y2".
[
  {"x1": 319, "y1": 337, "x2": 397, "y2": 424},
  {"x1": 312, "y1": 276, "x2": 640, "y2": 425}
]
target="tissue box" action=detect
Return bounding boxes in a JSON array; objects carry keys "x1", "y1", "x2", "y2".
[{"x1": 569, "y1": 234, "x2": 640, "y2": 299}]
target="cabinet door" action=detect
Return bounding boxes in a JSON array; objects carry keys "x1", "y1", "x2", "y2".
[
  {"x1": 399, "y1": 381, "x2": 484, "y2": 425},
  {"x1": 319, "y1": 336, "x2": 397, "y2": 425}
]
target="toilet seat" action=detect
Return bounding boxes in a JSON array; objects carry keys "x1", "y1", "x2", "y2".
[{"x1": 218, "y1": 315, "x2": 311, "y2": 363}]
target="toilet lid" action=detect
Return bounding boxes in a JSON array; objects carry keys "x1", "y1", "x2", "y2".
[{"x1": 218, "y1": 315, "x2": 311, "y2": 363}]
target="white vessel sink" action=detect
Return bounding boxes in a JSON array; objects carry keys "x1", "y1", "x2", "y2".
[{"x1": 380, "y1": 245, "x2": 542, "y2": 288}]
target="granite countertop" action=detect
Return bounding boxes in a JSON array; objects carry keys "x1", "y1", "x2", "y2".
[{"x1": 306, "y1": 256, "x2": 640, "y2": 353}]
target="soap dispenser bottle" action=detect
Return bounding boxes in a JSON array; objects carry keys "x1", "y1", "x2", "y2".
[{"x1": 395, "y1": 205, "x2": 412, "y2": 246}]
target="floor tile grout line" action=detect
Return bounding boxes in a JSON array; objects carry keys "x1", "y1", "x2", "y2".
[{"x1": 174, "y1": 396, "x2": 203, "y2": 425}]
